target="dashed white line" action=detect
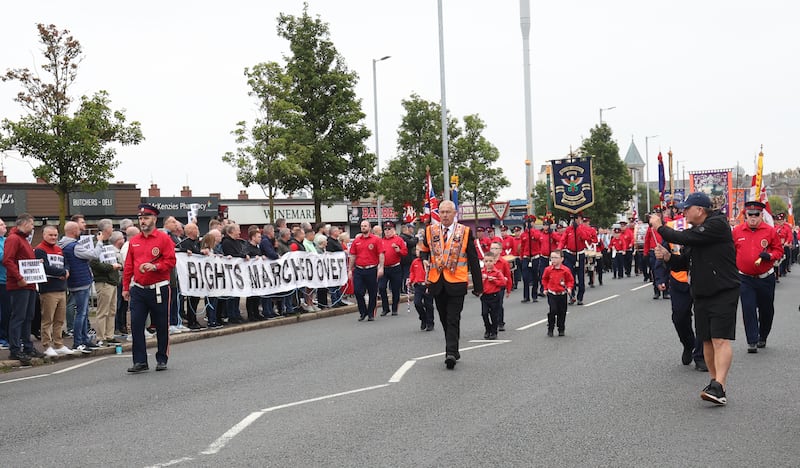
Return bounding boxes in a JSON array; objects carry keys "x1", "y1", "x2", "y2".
[
  {"x1": 581, "y1": 294, "x2": 619, "y2": 307},
  {"x1": 389, "y1": 360, "x2": 416, "y2": 383},
  {"x1": 631, "y1": 283, "x2": 652, "y2": 291},
  {"x1": 1, "y1": 356, "x2": 113, "y2": 385},
  {"x1": 516, "y1": 318, "x2": 548, "y2": 331},
  {"x1": 144, "y1": 456, "x2": 195, "y2": 467},
  {"x1": 202, "y1": 411, "x2": 266, "y2": 455}
]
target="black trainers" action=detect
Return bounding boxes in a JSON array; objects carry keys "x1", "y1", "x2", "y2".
[
  {"x1": 747, "y1": 343, "x2": 758, "y2": 354},
  {"x1": 547, "y1": 330, "x2": 554, "y2": 337},
  {"x1": 127, "y1": 363, "x2": 149, "y2": 373},
  {"x1": 156, "y1": 362, "x2": 168, "y2": 371},
  {"x1": 558, "y1": 330, "x2": 565, "y2": 337},
  {"x1": 757, "y1": 340, "x2": 766, "y2": 348},
  {"x1": 10, "y1": 352, "x2": 32, "y2": 366},
  {"x1": 701, "y1": 379, "x2": 727, "y2": 405}
]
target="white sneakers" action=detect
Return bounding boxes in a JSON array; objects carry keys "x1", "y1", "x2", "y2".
[
  {"x1": 54, "y1": 345, "x2": 75, "y2": 355},
  {"x1": 44, "y1": 347, "x2": 59, "y2": 358},
  {"x1": 168, "y1": 325, "x2": 182, "y2": 335}
]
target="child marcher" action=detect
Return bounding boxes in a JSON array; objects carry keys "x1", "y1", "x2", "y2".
[
  {"x1": 542, "y1": 249, "x2": 574, "y2": 337},
  {"x1": 480, "y1": 251, "x2": 507, "y2": 340},
  {"x1": 409, "y1": 245, "x2": 434, "y2": 331}
]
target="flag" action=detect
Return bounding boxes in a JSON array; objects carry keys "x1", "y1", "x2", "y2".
[
  {"x1": 754, "y1": 149, "x2": 764, "y2": 196},
  {"x1": 667, "y1": 149, "x2": 674, "y2": 204},
  {"x1": 657, "y1": 152, "x2": 665, "y2": 205},
  {"x1": 450, "y1": 174, "x2": 459, "y2": 223},
  {"x1": 788, "y1": 193, "x2": 795, "y2": 226},
  {"x1": 423, "y1": 168, "x2": 440, "y2": 225}
]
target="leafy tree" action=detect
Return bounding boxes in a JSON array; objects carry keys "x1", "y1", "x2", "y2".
[
  {"x1": 378, "y1": 94, "x2": 460, "y2": 214},
  {"x1": 577, "y1": 123, "x2": 633, "y2": 227},
  {"x1": 768, "y1": 195, "x2": 787, "y2": 216},
  {"x1": 223, "y1": 62, "x2": 301, "y2": 223},
  {"x1": 0, "y1": 24, "x2": 143, "y2": 228},
  {"x1": 452, "y1": 114, "x2": 509, "y2": 223},
  {"x1": 276, "y1": 4, "x2": 374, "y2": 223}
]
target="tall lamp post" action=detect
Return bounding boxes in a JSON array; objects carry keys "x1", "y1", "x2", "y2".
[
  {"x1": 372, "y1": 55, "x2": 391, "y2": 229},
  {"x1": 599, "y1": 106, "x2": 616, "y2": 124},
  {"x1": 645, "y1": 135, "x2": 659, "y2": 210}
]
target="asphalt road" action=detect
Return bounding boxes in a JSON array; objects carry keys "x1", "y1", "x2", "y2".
[{"x1": 2, "y1": 270, "x2": 800, "y2": 467}]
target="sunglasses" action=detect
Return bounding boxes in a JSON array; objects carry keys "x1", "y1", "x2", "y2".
[{"x1": 746, "y1": 211, "x2": 762, "y2": 217}]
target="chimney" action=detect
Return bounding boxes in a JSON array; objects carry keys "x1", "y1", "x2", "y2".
[
  {"x1": 36, "y1": 177, "x2": 47, "y2": 184},
  {"x1": 209, "y1": 192, "x2": 221, "y2": 199},
  {"x1": 149, "y1": 183, "x2": 161, "y2": 197},
  {"x1": 238, "y1": 190, "x2": 249, "y2": 200},
  {"x1": 181, "y1": 185, "x2": 192, "y2": 197},
  {"x1": 0, "y1": 170, "x2": 6, "y2": 184}
]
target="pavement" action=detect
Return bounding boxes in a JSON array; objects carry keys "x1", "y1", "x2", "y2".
[{"x1": 0, "y1": 301, "x2": 361, "y2": 371}]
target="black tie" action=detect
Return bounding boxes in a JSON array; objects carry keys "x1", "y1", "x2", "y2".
[{"x1": 442, "y1": 226, "x2": 449, "y2": 242}]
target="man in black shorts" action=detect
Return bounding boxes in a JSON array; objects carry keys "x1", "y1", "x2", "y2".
[{"x1": 650, "y1": 192, "x2": 739, "y2": 405}]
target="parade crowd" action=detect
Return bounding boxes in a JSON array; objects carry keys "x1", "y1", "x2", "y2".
[{"x1": 1, "y1": 195, "x2": 799, "y2": 402}]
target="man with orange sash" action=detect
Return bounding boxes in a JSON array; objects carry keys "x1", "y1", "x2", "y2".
[{"x1": 419, "y1": 201, "x2": 482, "y2": 370}]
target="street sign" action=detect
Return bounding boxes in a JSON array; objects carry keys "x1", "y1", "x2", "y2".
[{"x1": 489, "y1": 201, "x2": 510, "y2": 220}]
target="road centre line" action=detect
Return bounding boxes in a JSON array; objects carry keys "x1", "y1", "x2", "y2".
[
  {"x1": 517, "y1": 318, "x2": 548, "y2": 331},
  {"x1": 144, "y1": 457, "x2": 195, "y2": 468},
  {"x1": 389, "y1": 360, "x2": 416, "y2": 383},
  {"x1": 631, "y1": 283, "x2": 651, "y2": 291},
  {"x1": 582, "y1": 294, "x2": 620, "y2": 307},
  {"x1": 1, "y1": 355, "x2": 113, "y2": 385}
]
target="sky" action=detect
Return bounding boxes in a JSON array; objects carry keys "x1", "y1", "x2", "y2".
[{"x1": 1, "y1": 1, "x2": 798, "y2": 202}]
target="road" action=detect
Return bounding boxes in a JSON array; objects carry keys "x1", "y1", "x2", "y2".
[{"x1": 2, "y1": 271, "x2": 800, "y2": 467}]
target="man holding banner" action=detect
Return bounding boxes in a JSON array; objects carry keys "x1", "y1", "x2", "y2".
[{"x1": 2, "y1": 213, "x2": 41, "y2": 365}]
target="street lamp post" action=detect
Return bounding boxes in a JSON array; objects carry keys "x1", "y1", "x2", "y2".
[
  {"x1": 676, "y1": 160, "x2": 687, "y2": 192},
  {"x1": 599, "y1": 106, "x2": 616, "y2": 124},
  {"x1": 372, "y1": 55, "x2": 391, "y2": 229},
  {"x1": 645, "y1": 135, "x2": 659, "y2": 210}
]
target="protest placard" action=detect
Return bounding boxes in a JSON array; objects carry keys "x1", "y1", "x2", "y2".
[{"x1": 18, "y1": 259, "x2": 47, "y2": 284}]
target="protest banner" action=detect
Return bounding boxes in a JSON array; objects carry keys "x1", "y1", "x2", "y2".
[
  {"x1": 100, "y1": 244, "x2": 118, "y2": 264},
  {"x1": 175, "y1": 251, "x2": 348, "y2": 297},
  {"x1": 19, "y1": 259, "x2": 47, "y2": 284}
]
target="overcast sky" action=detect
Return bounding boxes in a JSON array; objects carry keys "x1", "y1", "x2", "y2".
[{"x1": 1, "y1": 1, "x2": 797, "y2": 201}]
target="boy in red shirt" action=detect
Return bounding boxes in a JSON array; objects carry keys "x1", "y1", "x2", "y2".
[
  {"x1": 542, "y1": 250, "x2": 575, "y2": 337},
  {"x1": 408, "y1": 245, "x2": 434, "y2": 331},
  {"x1": 480, "y1": 251, "x2": 507, "y2": 340}
]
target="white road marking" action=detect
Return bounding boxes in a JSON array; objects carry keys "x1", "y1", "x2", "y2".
[
  {"x1": 202, "y1": 411, "x2": 265, "y2": 455},
  {"x1": 581, "y1": 294, "x2": 619, "y2": 307},
  {"x1": 389, "y1": 360, "x2": 416, "y2": 383},
  {"x1": 1, "y1": 356, "x2": 111, "y2": 384},
  {"x1": 516, "y1": 318, "x2": 548, "y2": 331},
  {"x1": 144, "y1": 456, "x2": 195, "y2": 467},
  {"x1": 631, "y1": 283, "x2": 651, "y2": 291}
]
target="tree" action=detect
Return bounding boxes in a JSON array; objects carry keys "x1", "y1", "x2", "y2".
[
  {"x1": 768, "y1": 195, "x2": 787, "y2": 216},
  {"x1": 378, "y1": 94, "x2": 460, "y2": 214},
  {"x1": 223, "y1": 62, "x2": 301, "y2": 223},
  {"x1": 634, "y1": 183, "x2": 660, "y2": 221},
  {"x1": 0, "y1": 24, "x2": 143, "y2": 228},
  {"x1": 452, "y1": 114, "x2": 509, "y2": 223},
  {"x1": 578, "y1": 123, "x2": 633, "y2": 227},
  {"x1": 276, "y1": 4, "x2": 374, "y2": 223}
]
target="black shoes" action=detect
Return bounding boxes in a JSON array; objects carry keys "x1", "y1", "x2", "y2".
[
  {"x1": 26, "y1": 347, "x2": 46, "y2": 359},
  {"x1": 682, "y1": 346, "x2": 693, "y2": 365},
  {"x1": 577, "y1": 301, "x2": 583, "y2": 305},
  {"x1": 156, "y1": 362, "x2": 168, "y2": 371},
  {"x1": 420, "y1": 321, "x2": 426, "y2": 331},
  {"x1": 695, "y1": 360, "x2": 708, "y2": 372},
  {"x1": 487, "y1": 333, "x2": 497, "y2": 340},
  {"x1": 558, "y1": 330, "x2": 565, "y2": 337},
  {"x1": 445, "y1": 355, "x2": 457, "y2": 370},
  {"x1": 662, "y1": 293, "x2": 671, "y2": 300},
  {"x1": 700, "y1": 379, "x2": 727, "y2": 405},
  {"x1": 484, "y1": 331, "x2": 490, "y2": 339},
  {"x1": 747, "y1": 343, "x2": 758, "y2": 354},
  {"x1": 498, "y1": 324, "x2": 505, "y2": 332},
  {"x1": 531, "y1": 298, "x2": 538, "y2": 303},
  {"x1": 547, "y1": 330, "x2": 554, "y2": 337},
  {"x1": 10, "y1": 353, "x2": 32, "y2": 366},
  {"x1": 367, "y1": 316, "x2": 374, "y2": 321},
  {"x1": 425, "y1": 324, "x2": 434, "y2": 332},
  {"x1": 380, "y1": 310, "x2": 389, "y2": 316},
  {"x1": 127, "y1": 363, "x2": 149, "y2": 373},
  {"x1": 757, "y1": 340, "x2": 766, "y2": 348},
  {"x1": 653, "y1": 294, "x2": 661, "y2": 300},
  {"x1": 358, "y1": 315, "x2": 366, "y2": 322},
  {"x1": 521, "y1": 299, "x2": 530, "y2": 303}
]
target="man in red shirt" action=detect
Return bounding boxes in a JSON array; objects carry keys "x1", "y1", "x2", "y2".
[
  {"x1": 378, "y1": 221, "x2": 407, "y2": 316},
  {"x1": 3, "y1": 213, "x2": 39, "y2": 365},
  {"x1": 557, "y1": 213, "x2": 597, "y2": 305},
  {"x1": 537, "y1": 221, "x2": 558, "y2": 296},
  {"x1": 620, "y1": 219, "x2": 635, "y2": 277},
  {"x1": 733, "y1": 201, "x2": 783, "y2": 352},
  {"x1": 348, "y1": 220, "x2": 384, "y2": 321},
  {"x1": 518, "y1": 216, "x2": 542, "y2": 303},
  {"x1": 123, "y1": 204, "x2": 177, "y2": 373}
]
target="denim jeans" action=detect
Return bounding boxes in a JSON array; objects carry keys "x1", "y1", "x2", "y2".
[
  {"x1": 8, "y1": 288, "x2": 36, "y2": 355},
  {"x1": 70, "y1": 288, "x2": 91, "y2": 346}
]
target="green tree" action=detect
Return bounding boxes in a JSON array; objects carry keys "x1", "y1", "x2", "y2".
[
  {"x1": 223, "y1": 62, "x2": 301, "y2": 223},
  {"x1": 768, "y1": 195, "x2": 787, "y2": 216},
  {"x1": 578, "y1": 123, "x2": 633, "y2": 227},
  {"x1": 452, "y1": 114, "x2": 509, "y2": 223},
  {"x1": 0, "y1": 24, "x2": 143, "y2": 229},
  {"x1": 378, "y1": 94, "x2": 460, "y2": 215},
  {"x1": 276, "y1": 4, "x2": 374, "y2": 223}
]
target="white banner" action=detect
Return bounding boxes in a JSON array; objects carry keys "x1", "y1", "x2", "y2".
[
  {"x1": 175, "y1": 251, "x2": 348, "y2": 297},
  {"x1": 100, "y1": 245, "x2": 117, "y2": 264},
  {"x1": 19, "y1": 259, "x2": 47, "y2": 284}
]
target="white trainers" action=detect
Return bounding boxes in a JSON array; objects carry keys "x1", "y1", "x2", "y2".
[
  {"x1": 55, "y1": 345, "x2": 75, "y2": 355},
  {"x1": 44, "y1": 347, "x2": 59, "y2": 358},
  {"x1": 177, "y1": 324, "x2": 191, "y2": 331},
  {"x1": 168, "y1": 325, "x2": 182, "y2": 335}
]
